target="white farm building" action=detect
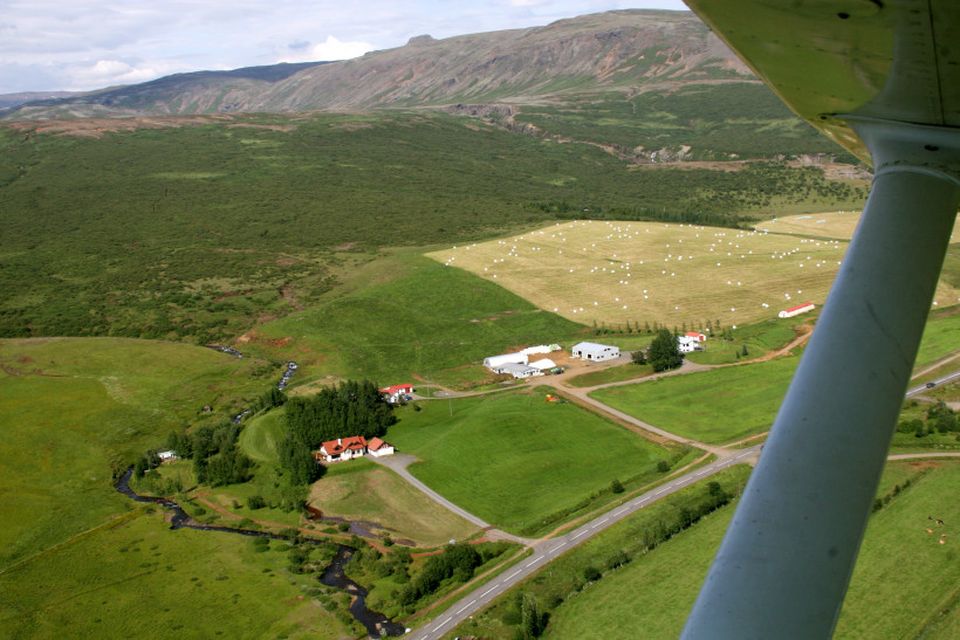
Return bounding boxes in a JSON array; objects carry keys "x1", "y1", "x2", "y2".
[
  {"x1": 779, "y1": 302, "x2": 816, "y2": 318},
  {"x1": 494, "y1": 363, "x2": 542, "y2": 379},
  {"x1": 571, "y1": 342, "x2": 620, "y2": 362},
  {"x1": 678, "y1": 336, "x2": 703, "y2": 353}
]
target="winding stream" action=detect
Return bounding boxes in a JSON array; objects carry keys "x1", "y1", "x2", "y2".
[{"x1": 115, "y1": 470, "x2": 406, "y2": 638}]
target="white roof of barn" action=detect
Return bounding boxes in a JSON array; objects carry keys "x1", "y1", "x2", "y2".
[
  {"x1": 529, "y1": 358, "x2": 557, "y2": 370},
  {"x1": 572, "y1": 341, "x2": 618, "y2": 352},
  {"x1": 484, "y1": 352, "x2": 528, "y2": 368}
]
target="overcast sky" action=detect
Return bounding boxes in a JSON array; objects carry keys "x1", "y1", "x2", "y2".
[{"x1": 0, "y1": 0, "x2": 690, "y2": 94}]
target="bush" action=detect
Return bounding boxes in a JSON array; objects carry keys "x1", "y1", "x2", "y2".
[
  {"x1": 247, "y1": 495, "x2": 266, "y2": 510},
  {"x1": 610, "y1": 479, "x2": 625, "y2": 494},
  {"x1": 656, "y1": 460, "x2": 671, "y2": 473},
  {"x1": 606, "y1": 550, "x2": 631, "y2": 570},
  {"x1": 583, "y1": 565, "x2": 602, "y2": 582}
]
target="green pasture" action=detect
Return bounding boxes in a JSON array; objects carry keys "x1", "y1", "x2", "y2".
[
  {"x1": 0, "y1": 508, "x2": 352, "y2": 639},
  {"x1": 916, "y1": 308, "x2": 960, "y2": 369},
  {"x1": 309, "y1": 459, "x2": 479, "y2": 548},
  {"x1": 590, "y1": 357, "x2": 798, "y2": 443},
  {"x1": 454, "y1": 461, "x2": 959, "y2": 640},
  {"x1": 591, "y1": 357, "x2": 799, "y2": 444},
  {"x1": 452, "y1": 465, "x2": 752, "y2": 640},
  {"x1": 0, "y1": 337, "x2": 269, "y2": 569},
  {"x1": 565, "y1": 362, "x2": 653, "y2": 388},
  {"x1": 389, "y1": 388, "x2": 689, "y2": 536},
  {"x1": 248, "y1": 253, "x2": 588, "y2": 388}
]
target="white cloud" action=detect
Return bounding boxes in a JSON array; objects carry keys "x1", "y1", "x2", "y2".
[{"x1": 278, "y1": 36, "x2": 376, "y2": 63}]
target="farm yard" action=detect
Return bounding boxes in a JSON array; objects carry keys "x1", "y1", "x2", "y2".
[
  {"x1": 389, "y1": 388, "x2": 693, "y2": 536},
  {"x1": 427, "y1": 219, "x2": 960, "y2": 329}
]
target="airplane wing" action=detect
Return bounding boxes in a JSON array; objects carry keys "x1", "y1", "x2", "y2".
[{"x1": 680, "y1": 2, "x2": 960, "y2": 638}]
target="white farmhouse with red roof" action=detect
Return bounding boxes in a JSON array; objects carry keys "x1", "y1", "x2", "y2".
[
  {"x1": 779, "y1": 301, "x2": 816, "y2": 319},
  {"x1": 685, "y1": 331, "x2": 707, "y2": 342},
  {"x1": 314, "y1": 435, "x2": 396, "y2": 463},
  {"x1": 315, "y1": 436, "x2": 368, "y2": 463},
  {"x1": 380, "y1": 383, "x2": 414, "y2": 404}
]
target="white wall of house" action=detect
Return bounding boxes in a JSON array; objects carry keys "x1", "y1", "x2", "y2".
[
  {"x1": 369, "y1": 445, "x2": 395, "y2": 457},
  {"x1": 571, "y1": 342, "x2": 620, "y2": 361}
]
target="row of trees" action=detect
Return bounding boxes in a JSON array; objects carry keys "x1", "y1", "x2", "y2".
[{"x1": 280, "y1": 380, "x2": 397, "y2": 485}]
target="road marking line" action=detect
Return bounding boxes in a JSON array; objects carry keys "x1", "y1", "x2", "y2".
[
  {"x1": 525, "y1": 557, "x2": 544, "y2": 568},
  {"x1": 572, "y1": 530, "x2": 587, "y2": 539},
  {"x1": 481, "y1": 586, "x2": 498, "y2": 597},
  {"x1": 506, "y1": 570, "x2": 521, "y2": 581},
  {"x1": 456, "y1": 600, "x2": 476, "y2": 614},
  {"x1": 695, "y1": 470, "x2": 708, "y2": 477},
  {"x1": 613, "y1": 507, "x2": 628, "y2": 516},
  {"x1": 655, "y1": 488, "x2": 666, "y2": 495}
]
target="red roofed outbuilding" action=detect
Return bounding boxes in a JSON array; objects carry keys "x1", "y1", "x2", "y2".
[
  {"x1": 779, "y1": 302, "x2": 816, "y2": 319},
  {"x1": 685, "y1": 331, "x2": 707, "y2": 342},
  {"x1": 367, "y1": 437, "x2": 395, "y2": 457}
]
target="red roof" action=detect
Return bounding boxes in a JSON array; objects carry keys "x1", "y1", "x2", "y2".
[
  {"x1": 380, "y1": 383, "x2": 413, "y2": 394},
  {"x1": 368, "y1": 437, "x2": 389, "y2": 451},
  {"x1": 320, "y1": 436, "x2": 367, "y2": 456},
  {"x1": 785, "y1": 302, "x2": 815, "y2": 313},
  {"x1": 685, "y1": 331, "x2": 706, "y2": 339}
]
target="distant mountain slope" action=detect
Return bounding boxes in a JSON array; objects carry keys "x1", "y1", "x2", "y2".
[{"x1": 6, "y1": 10, "x2": 750, "y2": 119}]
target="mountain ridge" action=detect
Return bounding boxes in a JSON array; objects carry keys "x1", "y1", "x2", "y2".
[{"x1": 5, "y1": 10, "x2": 752, "y2": 120}]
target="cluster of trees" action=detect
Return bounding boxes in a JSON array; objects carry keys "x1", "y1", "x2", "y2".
[
  {"x1": 398, "y1": 543, "x2": 484, "y2": 607},
  {"x1": 166, "y1": 421, "x2": 254, "y2": 487},
  {"x1": 594, "y1": 318, "x2": 727, "y2": 337},
  {"x1": 280, "y1": 380, "x2": 397, "y2": 485},
  {"x1": 897, "y1": 401, "x2": 959, "y2": 439}
]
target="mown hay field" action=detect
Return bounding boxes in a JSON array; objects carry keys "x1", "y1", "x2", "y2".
[
  {"x1": 427, "y1": 219, "x2": 960, "y2": 329},
  {"x1": 756, "y1": 209, "x2": 960, "y2": 243}
]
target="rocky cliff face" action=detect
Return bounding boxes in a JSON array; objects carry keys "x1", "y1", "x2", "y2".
[{"x1": 6, "y1": 10, "x2": 752, "y2": 119}]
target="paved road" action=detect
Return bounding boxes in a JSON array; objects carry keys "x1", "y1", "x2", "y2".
[
  {"x1": 906, "y1": 369, "x2": 960, "y2": 397},
  {"x1": 369, "y1": 454, "x2": 534, "y2": 546},
  {"x1": 408, "y1": 447, "x2": 760, "y2": 640}
]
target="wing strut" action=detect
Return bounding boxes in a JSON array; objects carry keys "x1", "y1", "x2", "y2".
[{"x1": 682, "y1": 121, "x2": 960, "y2": 638}]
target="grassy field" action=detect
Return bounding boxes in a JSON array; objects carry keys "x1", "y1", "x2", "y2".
[
  {"x1": 685, "y1": 317, "x2": 804, "y2": 365},
  {"x1": 243, "y1": 253, "x2": 588, "y2": 389},
  {"x1": 566, "y1": 362, "x2": 654, "y2": 388},
  {"x1": 454, "y1": 461, "x2": 960, "y2": 640},
  {"x1": 0, "y1": 507, "x2": 353, "y2": 639},
  {"x1": 915, "y1": 308, "x2": 960, "y2": 369},
  {"x1": 591, "y1": 357, "x2": 799, "y2": 444},
  {"x1": 756, "y1": 209, "x2": 960, "y2": 245},
  {"x1": 0, "y1": 337, "x2": 270, "y2": 569},
  {"x1": 389, "y1": 388, "x2": 689, "y2": 535},
  {"x1": 451, "y1": 465, "x2": 752, "y2": 640},
  {"x1": 428, "y1": 219, "x2": 852, "y2": 329},
  {"x1": 428, "y1": 218, "x2": 960, "y2": 331},
  {"x1": 308, "y1": 459, "x2": 479, "y2": 547}
]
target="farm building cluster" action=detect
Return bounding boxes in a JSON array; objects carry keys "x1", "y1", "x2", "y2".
[
  {"x1": 483, "y1": 344, "x2": 562, "y2": 378},
  {"x1": 314, "y1": 436, "x2": 395, "y2": 464}
]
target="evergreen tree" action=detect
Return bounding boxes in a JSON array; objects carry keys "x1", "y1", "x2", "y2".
[{"x1": 648, "y1": 328, "x2": 683, "y2": 372}]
